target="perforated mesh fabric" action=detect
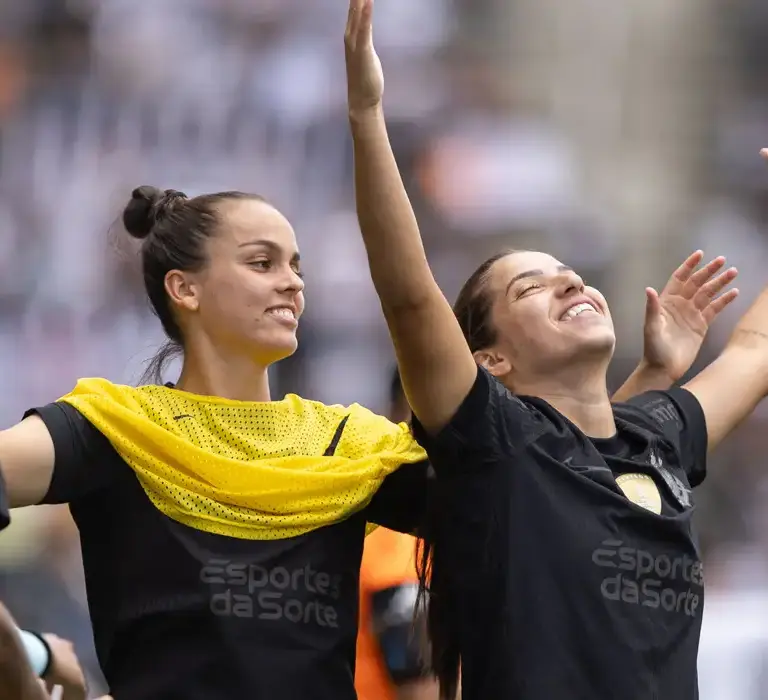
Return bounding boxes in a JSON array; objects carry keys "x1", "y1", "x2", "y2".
[{"x1": 60, "y1": 378, "x2": 426, "y2": 540}]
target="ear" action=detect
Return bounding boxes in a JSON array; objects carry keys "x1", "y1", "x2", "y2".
[
  {"x1": 473, "y1": 348, "x2": 512, "y2": 378},
  {"x1": 164, "y1": 269, "x2": 200, "y2": 313}
]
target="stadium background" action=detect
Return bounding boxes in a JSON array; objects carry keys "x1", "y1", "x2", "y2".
[{"x1": 0, "y1": 0, "x2": 767, "y2": 696}]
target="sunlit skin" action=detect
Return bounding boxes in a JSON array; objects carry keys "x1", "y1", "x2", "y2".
[{"x1": 164, "y1": 198, "x2": 306, "y2": 401}]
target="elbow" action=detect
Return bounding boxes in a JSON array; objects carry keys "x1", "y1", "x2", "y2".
[
  {"x1": 378, "y1": 280, "x2": 447, "y2": 317},
  {"x1": 381, "y1": 295, "x2": 436, "y2": 317}
]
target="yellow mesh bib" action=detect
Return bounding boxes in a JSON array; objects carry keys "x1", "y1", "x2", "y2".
[{"x1": 59, "y1": 379, "x2": 426, "y2": 540}]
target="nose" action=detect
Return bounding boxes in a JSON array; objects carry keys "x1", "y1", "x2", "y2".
[
  {"x1": 555, "y1": 269, "x2": 585, "y2": 297},
  {"x1": 280, "y1": 266, "x2": 305, "y2": 295}
]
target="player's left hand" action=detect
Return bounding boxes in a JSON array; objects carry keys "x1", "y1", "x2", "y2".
[
  {"x1": 643, "y1": 250, "x2": 739, "y2": 382},
  {"x1": 41, "y1": 634, "x2": 87, "y2": 700},
  {"x1": 345, "y1": 0, "x2": 384, "y2": 116}
]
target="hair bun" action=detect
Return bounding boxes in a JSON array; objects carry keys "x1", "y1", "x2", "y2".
[{"x1": 123, "y1": 186, "x2": 164, "y2": 240}]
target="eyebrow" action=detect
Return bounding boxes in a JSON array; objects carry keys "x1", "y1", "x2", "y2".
[
  {"x1": 238, "y1": 239, "x2": 301, "y2": 261},
  {"x1": 505, "y1": 265, "x2": 573, "y2": 296}
]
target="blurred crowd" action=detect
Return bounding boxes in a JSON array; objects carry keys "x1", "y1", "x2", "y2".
[{"x1": 0, "y1": 0, "x2": 768, "y2": 697}]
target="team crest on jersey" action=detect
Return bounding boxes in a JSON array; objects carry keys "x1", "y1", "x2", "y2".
[{"x1": 616, "y1": 473, "x2": 662, "y2": 514}]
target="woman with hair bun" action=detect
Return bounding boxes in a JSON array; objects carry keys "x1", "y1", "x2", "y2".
[
  {"x1": 0, "y1": 107, "x2": 738, "y2": 700},
  {"x1": 0, "y1": 185, "x2": 431, "y2": 699}
]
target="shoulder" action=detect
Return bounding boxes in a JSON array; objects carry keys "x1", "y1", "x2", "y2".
[
  {"x1": 61, "y1": 377, "x2": 133, "y2": 401},
  {"x1": 281, "y1": 394, "x2": 352, "y2": 422},
  {"x1": 614, "y1": 388, "x2": 704, "y2": 437}
]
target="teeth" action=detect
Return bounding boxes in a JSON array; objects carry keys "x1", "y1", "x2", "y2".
[
  {"x1": 561, "y1": 303, "x2": 597, "y2": 321},
  {"x1": 268, "y1": 308, "x2": 295, "y2": 319}
]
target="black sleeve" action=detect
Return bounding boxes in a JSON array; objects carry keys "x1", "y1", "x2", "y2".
[
  {"x1": 0, "y1": 469, "x2": 9, "y2": 532},
  {"x1": 23, "y1": 402, "x2": 119, "y2": 504},
  {"x1": 370, "y1": 581, "x2": 429, "y2": 684},
  {"x1": 365, "y1": 461, "x2": 431, "y2": 534},
  {"x1": 621, "y1": 388, "x2": 708, "y2": 487},
  {"x1": 410, "y1": 365, "x2": 540, "y2": 474}
]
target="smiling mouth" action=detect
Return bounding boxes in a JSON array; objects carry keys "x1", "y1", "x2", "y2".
[
  {"x1": 266, "y1": 307, "x2": 296, "y2": 322},
  {"x1": 559, "y1": 302, "x2": 599, "y2": 322}
]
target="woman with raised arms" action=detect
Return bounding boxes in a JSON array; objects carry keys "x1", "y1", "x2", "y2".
[{"x1": 344, "y1": 1, "x2": 759, "y2": 698}]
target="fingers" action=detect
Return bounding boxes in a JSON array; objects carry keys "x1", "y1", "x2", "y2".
[
  {"x1": 345, "y1": 0, "x2": 361, "y2": 48},
  {"x1": 669, "y1": 250, "x2": 704, "y2": 289},
  {"x1": 761, "y1": 148, "x2": 768, "y2": 159},
  {"x1": 644, "y1": 287, "x2": 662, "y2": 319},
  {"x1": 686, "y1": 255, "x2": 727, "y2": 295},
  {"x1": 702, "y1": 288, "x2": 740, "y2": 323},
  {"x1": 345, "y1": 0, "x2": 372, "y2": 50},
  {"x1": 693, "y1": 266, "x2": 738, "y2": 310}
]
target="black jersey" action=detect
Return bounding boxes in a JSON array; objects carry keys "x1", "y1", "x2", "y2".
[
  {"x1": 412, "y1": 366, "x2": 707, "y2": 700},
  {"x1": 27, "y1": 401, "x2": 429, "y2": 700}
]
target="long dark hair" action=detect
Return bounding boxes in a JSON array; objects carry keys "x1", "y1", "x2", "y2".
[{"x1": 415, "y1": 249, "x2": 517, "y2": 699}]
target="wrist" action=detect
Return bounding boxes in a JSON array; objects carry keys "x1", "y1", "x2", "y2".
[
  {"x1": 636, "y1": 358, "x2": 676, "y2": 386},
  {"x1": 19, "y1": 630, "x2": 52, "y2": 678}
]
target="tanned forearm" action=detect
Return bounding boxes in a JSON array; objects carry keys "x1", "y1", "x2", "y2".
[
  {"x1": 684, "y1": 285, "x2": 768, "y2": 451},
  {"x1": 612, "y1": 361, "x2": 675, "y2": 404}
]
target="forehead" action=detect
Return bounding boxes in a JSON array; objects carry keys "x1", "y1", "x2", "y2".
[
  {"x1": 487, "y1": 251, "x2": 564, "y2": 291},
  {"x1": 216, "y1": 198, "x2": 298, "y2": 253}
]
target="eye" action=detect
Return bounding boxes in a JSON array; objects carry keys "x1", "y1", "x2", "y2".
[
  {"x1": 249, "y1": 259, "x2": 272, "y2": 271},
  {"x1": 291, "y1": 264, "x2": 305, "y2": 280},
  {"x1": 516, "y1": 283, "x2": 541, "y2": 298}
]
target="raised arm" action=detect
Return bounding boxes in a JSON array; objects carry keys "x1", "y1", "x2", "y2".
[
  {"x1": 683, "y1": 281, "x2": 768, "y2": 452},
  {"x1": 345, "y1": 0, "x2": 476, "y2": 434},
  {"x1": 613, "y1": 251, "x2": 738, "y2": 402}
]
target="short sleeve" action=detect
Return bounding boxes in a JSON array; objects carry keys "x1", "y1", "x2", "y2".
[
  {"x1": 365, "y1": 461, "x2": 431, "y2": 534},
  {"x1": 411, "y1": 365, "x2": 540, "y2": 474},
  {"x1": 23, "y1": 402, "x2": 119, "y2": 504},
  {"x1": 0, "y1": 469, "x2": 9, "y2": 532},
  {"x1": 621, "y1": 388, "x2": 708, "y2": 487}
]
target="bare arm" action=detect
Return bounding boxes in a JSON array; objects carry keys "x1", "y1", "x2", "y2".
[
  {"x1": 612, "y1": 362, "x2": 674, "y2": 404},
  {"x1": 0, "y1": 604, "x2": 48, "y2": 700},
  {"x1": 346, "y1": 0, "x2": 476, "y2": 434},
  {"x1": 683, "y1": 285, "x2": 768, "y2": 452},
  {"x1": 0, "y1": 416, "x2": 56, "y2": 508}
]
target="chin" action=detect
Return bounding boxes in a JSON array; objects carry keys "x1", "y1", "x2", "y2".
[
  {"x1": 580, "y1": 330, "x2": 616, "y2": 356},
  {"x1": 253, "y1": 333, "x2": 299, "y2": 365}
]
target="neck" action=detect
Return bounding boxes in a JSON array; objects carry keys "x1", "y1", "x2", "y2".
[
  {"x1": 175, "y1": 338, "x2": 271, "y2": 402},
  {"x1": 509, "y1": 362, "x2": 615, "y2": 438}
]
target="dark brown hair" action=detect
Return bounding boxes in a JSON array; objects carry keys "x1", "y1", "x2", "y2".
[
  {"x1": 122, "y1": 186, "x2": 264, "y2": 382},
  {"x1": 416, "y1": 248, "x2": 519, "y2": 699}
]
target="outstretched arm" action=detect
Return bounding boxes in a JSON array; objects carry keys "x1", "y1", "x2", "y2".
[
  {"x1": 346, "y1": 0, "x2": 476, "y2": 434},
  {"x1": 613, "y1": 251, "x2": 738, "y2": 402},
  {"x1": 684, "y1": 282, "x2": 768, "y2": 452}
]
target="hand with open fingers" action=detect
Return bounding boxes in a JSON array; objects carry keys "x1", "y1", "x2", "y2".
[
  {"x1": 344, "y1": 0, "x2": 383, "y2": 116},
  {"x1": 41, "y1": 634, "x2": 87, "y2": 700},
  {"x1": 642, "y1": 250, "x2": 739, "y2": 382}
]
